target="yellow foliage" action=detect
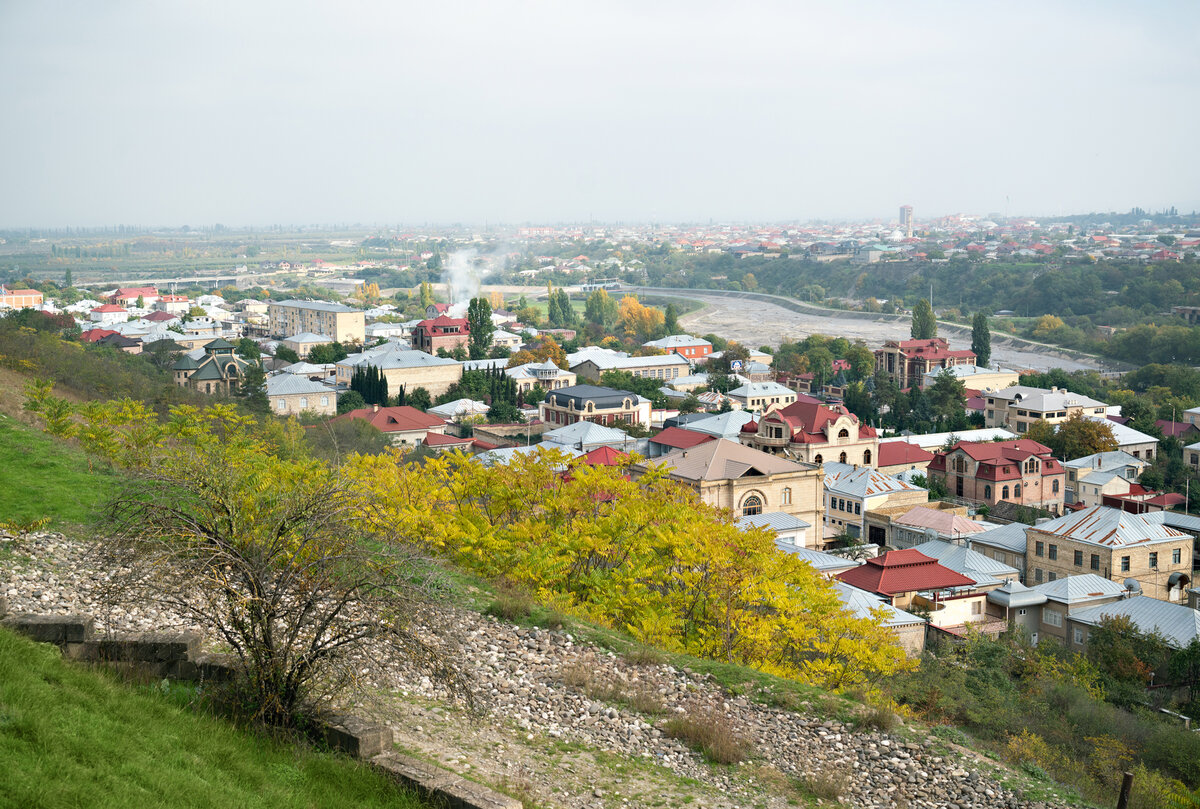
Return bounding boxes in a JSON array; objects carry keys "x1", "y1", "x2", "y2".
[
  {"x1": 617, "y1": 296, "x2": 665, "y2": 343},
  {"x1": 1032, "y1": 314, "x2": 1065, "y2": 338}
]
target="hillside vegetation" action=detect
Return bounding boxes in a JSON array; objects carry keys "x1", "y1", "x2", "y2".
[{"x1": 0, "y1": 628, "x2": 427, "y2": 809}]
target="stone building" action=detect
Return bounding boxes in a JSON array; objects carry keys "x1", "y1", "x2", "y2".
[
  {"x1": 740, "y1": 395, "x2": 879, "y2": 468},
  {"x1": 268, "y1": 300, "x2": 365, "y2": 344},
  {"x1": 171, "y1": 338, "x2": 250, "y2": 395},
  {"x1": 539, "y1": 385, "x2": 650, "y2": 428},
  {"x1": 927, "y1": 439, "x2": 1065, "y2": 514},
  {"x1": 413, "y1": 315, "x2": 470, "y2": 355},
  {"x1": 874, "y1": 338, "x2": 975, "y2": 390}
]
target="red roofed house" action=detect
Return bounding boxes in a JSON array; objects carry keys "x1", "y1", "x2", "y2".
[
  {"x1": 928, "y1": 439, "x2": 1065, "y2": 514},
  {"x1": 89, "y1": 304, "x2": 128, "y2": 324},
  {"x1": 424, "y1": 302, "x2": 451, "y2": 318},
  {"x1": 837, "y1": 549, "x2": 987, "y2": 629},
  {"x1": 332, "y1": 404, "x2": 448, "y2": 447},
  {"x1": 648, "y1": 426, "x2": 715, "y2": 457},
  {"x1": 79, "y1": 328, "x2": 118, "y2": 343},
  {"x1": 108, "y1": 286, "x2": 159, "y2": 307},
  {"x1": 0, "y1": 285, "x2": 44, "y2": 309},
  {"x1": 413, "y1": 315, "x2": 470, "y2": 356},
  {"x1": 874, "y1": 338, "x2": 975, "y2": 391},
  {"x1": 875, "y1": 441, "x2": 936, "y2": 477},
  {"x1": 741, "y1": 395, "x2": 879, "y2": 468}
]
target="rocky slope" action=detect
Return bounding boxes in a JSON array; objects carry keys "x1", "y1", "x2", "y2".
[{"x1": 2, "y1": 531, "x2": 1080, "y2": 809}]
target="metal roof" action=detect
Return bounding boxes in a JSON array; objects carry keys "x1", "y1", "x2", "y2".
[
  {"x1": 986, "y1": 580, "x2": 1048, "y2": 609},
  {"x1": 833, "y1": 582, "x2": 926, "y2": 627},
  {"x1": 273, "y1": 299, "x2": 357, "y2": 313},
  {"x1": 265, "y1": 375, "x2": 332, "y2": 397},
  {"x1": 1027, "y1": 573, "x2": 1127, "y2": 605},
  {"x1": 1069, "y1": 596, "x2": 1200, "y2": 649},
  {"x1": 738, "y1": 512, "x2": 813, "y2": 532},
  {"x1": 969, "y1": 522, "x2": 1029, "y2": 554},
  {"x1": 823, "y1": 463, "x2": 926, "y2": 500},
  {"x1": 910, "y1": 539, "x2": 1020, "y2": 582},
  {"x1": 652, "y1": 438, "x2": 809, "y2": 482},
  {"x1": 1033, "y1": 505, "x2": 1189, "y2": 548},
  {"x1": 776, "y1": 544, "x2": 856, "y2": 572}
]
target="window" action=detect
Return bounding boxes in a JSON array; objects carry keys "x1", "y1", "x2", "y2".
[
  {"x1": 277, "y1": 399, "x2": 286, "y2": 410},
  {"x1": 1034, "y1": 568, "x2": 1044, "y2": 583},
  {"x1": 781, "y1": 488, "x2": 791, "y2": 506},
  {"x1": 863, "y1": 449, "x2": 871, "y2": 465},
  {"x1": 854, "y1": 503, "x2": 861, "y2": 515},
  {"x1": 1073, "y1": 550, "x2": 1083, "y2": 567},
  {"x1": 1018, "y1": 608, "x2": 1027, "y2": 617},
  {"x1": 1090, "y1": 554, "x2": 1100, "y2": 571},
  {"x1": 1035, "y1": 541, "x2": 1044, "y2": 557},
  {"x1": 971, "y1": 601, "x2": 982, "y2": 615},
  {"x1": 1073, "y1": 628, "x2": 1085, "y2": 645},
  {"x1": 299, "y1": 397, "x2": 308, "y2": 409},
  {"x1": 321, "y1": 396, "x2": 329, "y2": 406},
  {"x1": 1149, "y1": 552, "x2": 1158, "y2": 569},
  {"x1": 1014, "y1": 484, "x2": 1022, "y2": 497},
  {"x1": 1002, "y1": 485, "x2": 1010, "y2": 499},
  {"x1": 1024, "y1": 458, "x2": 1038, "y2": 474},
  {"x1": 1048, "y1": 544, "x2": 1057, "y2": 561},
  {"x1": 1173, "y1": 548, "x2": 1182, "y2": 565},
  {"x1": 984, "y1": 485, "x2": 992, "y2": 498},
  {"x1": 741, "y1": 495, "x2": 763, "y2": 516},
  {"x1": 839, "y1": 451, "x2": 847, "y2": 464},
  {"x1": 1048, "y1": 572, "x2": 1057, "y2": 581},
  {"x1": 1052, "y1": 479, "x2": 1059, "y2": 493},
  {"x1": 838, "y1": 428, "x2": 849, "y2": 438},
  {"x1": 1120, "y1": 555, "x2": 1130, "y2": 572},
  {"x1": 814, "y1": 454, "x2": 823, "y2": 465},
  {"x1": 1044, "y1": 609, "x2": 1062, "y2": 627}
]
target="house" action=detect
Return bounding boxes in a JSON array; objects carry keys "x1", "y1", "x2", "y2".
[
  {"x1": 331, "y1": 404, "x2": 447, "y2": 446},
  {"x1": 822, "y1": 463, "x2": 928, "y2": 541},
  {"x1": 983, "y1": 386, "x2": 1109, "y2": 433},
  {"x1": 1063, "y1": 451, "x2": 1150, "y2": 507},
  {"x1": 634, "y1": 439, "x2": 824, "y2": 536},
  {"x1": 875, "y1": 441, "x2": 936, "y2": 477},
  {"x1": 413, "y1": 315, "x2": 470, "y2": 355},
  {"x1": 880, "y1": 504, "x2": 991, "y2": 550},
  {"x1": 1065, "y1": 596, "x2": 1200, "y2": 652},
  {"x1": 89, "y1": 304, "x2": 128, "y2": 324},
  {"x1": 281, "y1": 332, "x2": 333, "y2": 359},
  {"x1": 268, "y1": 300, "x2": 365, "y2": 344},
  {"x1": 1186, "y1": 440, "x2": 1200, "y2": 472},
  {"x1": 726, "y1": 382, "x2": 797, "y2": 413},
  {"x1": 737, "y1": 512, "x2": 814, "y2": 553},
  {"x1": 907, "y1": 538, "x2": 1020, "y2": 589},
  {"x1": 506, "y1": 361, "x2": 576, "y2": 394},
  {"x1": 836, "y1": 549, "x2": 985, "y2": 632},
  {"x1": 1025, "y1": 505, "x2": 1193, "y2": 601},
  {"x1": 491, "y1": 329, "x2": 524, "y2": 350},
  {"x1": 1154, "y1": 420, "x2": 1200, "y2": 441},
  {"x1": 424, "y1": 303, "x2": 451, "y2": 319},
  {"x1": 154, "y1": 294, "x2": 191, "y2": 315},
  {"x1": 741, "y1": 396, "x2": 879, "y2": 468},
  {"x1": 95, "y1": 333, "x2": 142, "y2": 354},
  {"x1": 647, "y1": 426, "x2": 714, "y2": 458},
  {"x1": 570, "y1": 352, "x2": 690, "y2": 383},
  {"x1": 683, "y1": 410, "x2": 758, "y2": 440},
  {"x1": 642, "y1": 335, "x2": 713, "y2": 362},
  {"x1": 1088, "y1": 416, "x2": 1158, "y2": 461},
  {"x1": 833, "y1": 581, "x2": 927, "y2": 655},
  {"x1": 927, "y1": 439, "x2": 1065, "y2": 514},
  {"x1": 971, "y1": 522, "x2": 1032, "y2": 579},
  {"x1": 874, "y1": 338, "x2": 975, "y2": 390},
  {"x1": 1019, "y1": 574, "x2": 1129, "y2": 646},
  {"x1": 171, "y1": 338, "x2": 249, "y2": 395},
  {"x1": 108, "y1": 286, "x2": 159, "y2": 307},
  {"x1": 265, "y1": 375, "x2": 336, "y2": 417},
  {"x1": 0, "y1": 285, "x2": 44, "y2": 309},
  {"x1": 335, "y1": 343, "x2": 462, "y2": 397},
  {"x1": 539, "y1": 385, "x2": 651, "y2": 427},
  {"x1": 541, "y1": 421, "x2": 636, "y2": 453},
  {"x1": 920, "y1": 365, "x2": 1020, "y2": 392},
  {"x1": 426, "y1": 398, "x2": 489, "y2": 423}
]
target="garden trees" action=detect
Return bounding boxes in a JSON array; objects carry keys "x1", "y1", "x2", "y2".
[
  {"x1": 617, "y1": 295, "x2": 665, "y2": 343},
  {"x1": 349, "y1": 364, "x2": 388, "y2": 406},
  {"x1": 236, "y1": 362, "x2": 270, "y2": 415},
  {"x1": 1025, "y1": 412, "x2": 1119, "y2": 460},
  {"x1": 584, "y1": 289, "x2": 619, "y2": 331},
  {"x1": 305, "y1": 342, "x2": 349, "y2": 365},
  {"x1": 336, "y1": 390, "x2": 366, "y2": 414},
  {"x1": 911, "y1": 298, "x2": 937, "y2": 340},
  {"x1": 664, "y1": 303, "x2": 680, "y2": 335},
  {"x1": 507, "y1": 336, "x2": 568, "y2": 370},
  {"x1": 235, "y1": 337, "x2": 261, "y2": 361},
  {"x1": 466, "y1": 296, "x2": 494, "y2": 360},
  {"x1": 35, "y1": 400, "x2": 465, "y2": 728},
  {"x1": 971, "y1": 312, "x2": 991, "y2": 368}
]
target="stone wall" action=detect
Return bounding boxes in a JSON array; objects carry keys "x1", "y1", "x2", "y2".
[{"x1": 0, "y1": 602, "x2": 520, "y2": 809}]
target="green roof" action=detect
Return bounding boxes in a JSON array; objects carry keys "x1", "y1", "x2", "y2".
[
  {"x1": 172, "y1": 354, "x2": 200, "y2": 370},
  {"x1": 204, "y1": 338, "x2": 235, "y2": 351}
]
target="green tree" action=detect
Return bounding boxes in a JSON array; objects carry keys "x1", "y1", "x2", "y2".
[
  {"x1": 237, "y1": 363, "x2": 270, "y2": 415},
  {"x1": 678, "y1": 393, "x2": 701, "y2": 414},
  {"x1": 274, "y1": 345, "x2": 300, "y2": 364},
  {"x1": 466, "y1": 297, "x2": 494, "y2": 360},
  {"x1": 419, "y1": 281, "x2": 434, "y2": 309},
  {"x1": 664, "y1": 304, "x2": 680, "y2": 335},
  {"x1": 64, "y1": 268, "x2": 72, "y2": 288},
  {"x1": 336, "y1": 390, "x2": 366, "y2": 414},
  {"x1": 304, "y1": 417, "x2": 390, "y2": 463},
  {"x1": 487, "y1": 400, "x2": 524, "y2": 424},
  {"x1": 584, "y1": 289, "x2": 619, "y2": 330},
  {"x1": 911, "y1": 298, "x2": 937, "y2": 340},
  {"x1": 306, "y1": 342, "x2": 348, "y2": 365},
  {"x1": 971, "y1": 312, "x2": 991, "y2": 368},
  {"x1": 407, "y1": 386, "x2": 432, "y2": 411},
  {"x1": 235, "y1": 337, "x2": 261, "y2": 361},
  {"x1": 927, "y1": 369, "x2": 968, "y2": 426}
]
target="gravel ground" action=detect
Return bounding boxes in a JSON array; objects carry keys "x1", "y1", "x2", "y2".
[{"x1": 3, "y1": 532, "x2": 1078, "y2": 809}]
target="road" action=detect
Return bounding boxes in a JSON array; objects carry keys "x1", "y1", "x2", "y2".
[{"x1": 636, "y1": 289, "x2": 1106, "y2": 374}]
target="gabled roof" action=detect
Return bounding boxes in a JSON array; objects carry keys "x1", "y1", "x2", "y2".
[
  {"x1": 333, "y1": 405, "x2": 445, "y2": 433},
  {"x1": 422, "y1": 431, "x2": 474, "y2": 447},
  {"x1": 1070, "y1": 596, "x2": 1200, "y2": 649},
  {"x1": 823, "y1": 462, "x2": 926, "y2": 499},
  {"x1": 969, "y1": 522, "x2": 1029, "y2": 554},
  {"x1": 1027, "y1": 573, "x2": 1127, "y2": 605},
  {"x1": 653, "y1": 438, "x2": 810, "y2": 482},
  {"x1": 416, "y1": 315, "x2": 469, "y2": 332},
  {"x1": 892, "y1": 505, "x2": 986, "y2": 537},
  {"x1": 876, "y1": 441, "x2": 935, "y2": 467},
  {"x1": 143, "y1": 310, "x2": 178, "y2": 322},
  {"x1": 643, "y1": 334, "x2": 712, "y2": 350},
  {"x1": 836, "y1": 549, "x2": 976, "y2": 597},
  {"x1": 265, "y1": 375, "x2": 330, "y2": 397},
  {"x1": 909, "y1": 539, "x2": 1020, "y2": 582},
  {"x1": 543, "y1": 420, "x2": 630, "y2": 448},
  {"x1": 988, "y1": 385, "x2": 1107, "y2": 411},
  {"x1": 579, "y1": 446, "x2": 629, "y2": 467},
  {"x1": 544, "y1": 385, "x2": 638, "y2": 410},
  {"x1": 950, "y1": 438, "x2": 1053, "y2": 462},
  {"x1": 833, "y1": 582, "x2": 926, "y2": 627},
  {"x1": 1033, "y1": 504, "x2": 1189, "y2": 547},
  {"x1": 649, "y1": 427, "x2": 715, "y2": 450},
  {"x1": 684, "y1": 409, "x2": 757, "y2": 438},
  {"x1": 778, "y1": 545, "x2": 856, "y2": 572},
  {"x1": 762, "y1": 397, "x2": 877, "y2": 443},
  {"x1": 986, "y1": 580, "x2": 1047, "y2": 609}
]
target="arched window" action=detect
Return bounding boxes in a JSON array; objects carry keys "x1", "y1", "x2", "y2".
[
  {"x1": 1014, "y1": 484, "x2": 1022, "y2": 497},
  {"x1": 1024, "y1": 458, "x2": 1038, "y2": 474},
  {"x1": 782, "y1": 488, "x2": 792, "y2": 505},
  {"x1": 838, "y1": 428, "x2": 850, "y2": 438},
  {"x1": 839, "y1": 452, "x2": 847, "y2": 464},
  {"x1": 984, "y1": 485, "x2": 992, "y2": 499},
  {"x1": 1052, "y1": 479, "x2": 1060, "y2": 493},
  {"x1": 863, "y1": 449, "x2": 872, "y2": 465},
  {"x1": 741, "y1": 495, "x2": 763, "y2": 516},
  {"x1": 1002, "y1": 485, "x2": 1010, "y2": 499},
  {"x1": 814, "y1": 454, "x2": 823, "y2": 465}
]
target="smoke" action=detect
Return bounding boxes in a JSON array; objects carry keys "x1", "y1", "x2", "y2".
[{"x1": 442, "y1": 249, "x2": 481, "y2": 307}]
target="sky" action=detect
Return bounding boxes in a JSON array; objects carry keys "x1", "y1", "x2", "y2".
[{"x1": 2, "y1": 1, "x2": 1198, "y2": 228}]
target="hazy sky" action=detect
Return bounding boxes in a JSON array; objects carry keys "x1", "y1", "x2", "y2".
[{"x1": 2, "y1": 1, "x2": 1198, "y2": 227}]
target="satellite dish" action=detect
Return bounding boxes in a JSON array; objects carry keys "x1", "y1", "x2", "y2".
[{"x1": 1124, "y1": 578, "x2": 1141, "y2": 594}]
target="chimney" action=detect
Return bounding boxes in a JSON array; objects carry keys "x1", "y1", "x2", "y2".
[{"x1": 372, "y1": 403, "x2": 380, "y2": 413}]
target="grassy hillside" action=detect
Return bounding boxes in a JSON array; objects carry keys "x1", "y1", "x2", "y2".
[
  {"x1": 0, "y1": 415, "x2": 115, "y2": 529},
  {"x1": 0, "y1": 628, "x2": 427, "y2": 809}
]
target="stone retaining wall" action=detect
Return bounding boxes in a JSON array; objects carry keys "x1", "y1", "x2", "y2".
[{"x1": 0, "y1": 601, "x2": 519, "y2": 809}]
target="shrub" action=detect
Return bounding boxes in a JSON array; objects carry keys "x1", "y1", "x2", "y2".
[
  {"x1": 622, "y1": 645, "x2": 667, "y2": 667},
  {"x1": 661, "y1": 708, "x2": 751, "y2": 764},
  {"x1": 485, "y1": 585, "x2": 534, "y2": 622},
  {"x1": 794, "y1": 768, "x2": 849, "y2": 802},
  {"x1": 857, "y1": 704, "x2": 898, "y2": 732}
]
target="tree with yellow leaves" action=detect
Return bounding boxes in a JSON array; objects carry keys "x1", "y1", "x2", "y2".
[
  {"x1": 506, "y1": 336, "x2": 568, "y2": 370},
  {"x1": 618, "y1": 295, "x2": 665, "y2": 343}
]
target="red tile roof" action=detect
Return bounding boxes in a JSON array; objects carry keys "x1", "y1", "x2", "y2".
[
  {"x1": 80, "y1": 328, "x2": 118, "y2": 343},
  {"x1": 762, "y1": 398, "x2": 877, "y2": 444},
  {"x1": 333, "y1": 405, "x2": 445, "y2": 433},
  {"x1": 579, "y1": 446, "x2": 629, "y2": 467},
  {"x1": 422, "y1": 431, "x2": 473, "y2": 447},
  {"x1": 416, "y1": 315, "x2": 469, "y2": 334},
  {"x1": 143, "y1": 310, "x2": 178, "y2": 322},
  {"x1": 836, "y1": 549, "x2": 976, "y2": 597},
  {"x1": 91, "y1": 304, "x2": 126, "y2": 313},
  {"x1": 877, "y1": 442, "x2": 935, "y2": 468},
  {"x1": 651, "y1": 427, "x2": 715, "y2": 450}
]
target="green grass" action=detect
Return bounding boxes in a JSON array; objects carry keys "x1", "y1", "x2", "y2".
[
  {"x1": 0, "y1": 416, "x2": 116, "y2": 529},
  {"x1": 0, "y1": 628, "x2": 429, "y2": 809}
]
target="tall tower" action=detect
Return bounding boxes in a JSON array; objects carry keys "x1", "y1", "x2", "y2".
[{"x1": 899, "y1": 205, "x2": 914, "y2": 238}]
